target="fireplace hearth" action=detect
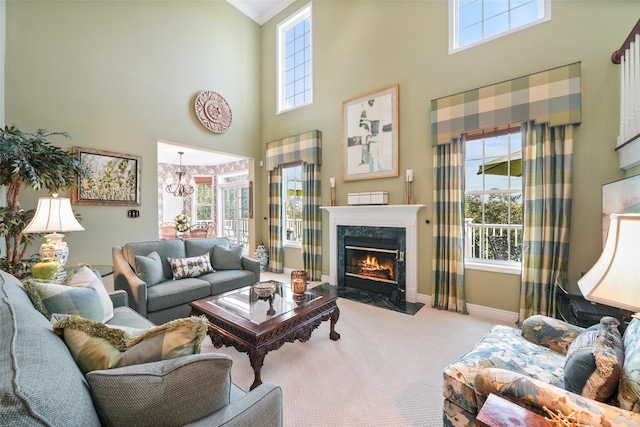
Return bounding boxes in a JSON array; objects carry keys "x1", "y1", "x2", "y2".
[{"x1": 343, "y1": 235, "x2": 403, "y2": 297}]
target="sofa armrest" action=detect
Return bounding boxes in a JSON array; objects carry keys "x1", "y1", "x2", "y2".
[
  {"x1": 521, "y1": 315, "x2": 584, "y2": 355},
  {"x1": 474, "y1": 368, "x2": 640, "y2": 426},
  {"x1": 241, "y1": 256, "x2": 261, "y2": 283},
  {"x1": 112, "y1": 246, "x2": 148, "y2": 317},
  {"x1": 108, "y1": 290, "x2": 129, "y2": 308},
  {"x1": 186, "y1": 383, "x2": 283, "y2": 427}
]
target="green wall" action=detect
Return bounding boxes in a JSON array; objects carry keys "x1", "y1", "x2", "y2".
[
  {"x1": 5, "y1": 1, "x2": 263, "y2": 272},
  {"x1": 5, "y1": 0, "x2": 640, "y2": 313},
  {"x1": 260, "y1": 0, "x2": 638, "y2": 312}
]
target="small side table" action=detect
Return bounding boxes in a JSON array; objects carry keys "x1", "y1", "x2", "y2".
[{"x1": 477, "y1": 394, "x2": 550, "y2": 427}]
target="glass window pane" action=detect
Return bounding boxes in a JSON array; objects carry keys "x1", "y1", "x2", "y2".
[
  {"x1": 511, "y1": 1, "x2": 539, "y2": 27},
  {"x1": 484, "y1": 12, "x2": 509, "y2": 38},
  {"x1": 484, "y1": 0, "x2": 509, "y2": 19},
  {"x1": 459, "y1": 22, "x2": 482, "y2": 46},
  {"x1": 459, "y1": 0, "x2": 482, "y2": 29},
  {"x1": 295, "y1": 64, "x2": 304, "y2": 81}
]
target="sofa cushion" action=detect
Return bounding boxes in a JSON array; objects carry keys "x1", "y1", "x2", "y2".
[
  {"x1": 212, "y1": 245, "x2": 243, "y2": 270},
  {"x1": 564, "y1": 316, "x2": 623, "y2": 401},
  {"x1": 443, "y1": 324, "x2": 565, "y2": 414},
  {"x1": 201, "y1": 269, "x2": 259, "y2": 295},
  {"x1": 168, "y1": 253, "x2": 214, "y2": 279},
  {"x1": 184, "y1": 237, "x2": 230, "y2": 258},
  {"x1": 134, "y1": 251, "x2": 164, "y2": 287},
  {"x1": 619, "y1": 318, "x2": 640, "y2": 411},
  {"x1": 123, "y1": 239, "x2": 187, "y2": 280},
  {"x1": 0, "y1": 271, "x2": 102, "y2": 426},
  {"x1": 53, "y1": 315, "x2": 208, "y2": 374},
  {"x1": 146, "y1": 278, "x2": 211, "y2": 312},
  {"x1": 23, "y1": 265, "x2": 114, "y2": 323},
  {"x1": 86, "y1": 354, "x2": 232, "y2": 427}
]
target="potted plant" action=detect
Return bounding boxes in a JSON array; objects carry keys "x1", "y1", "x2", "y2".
[{"x1": 0, "y1": 126, "x2": 89, "y2": 278}]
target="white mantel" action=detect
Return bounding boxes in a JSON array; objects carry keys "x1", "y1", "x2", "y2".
[{"x1": 321, "y1": 205, "x2": 425, "y2": 303}]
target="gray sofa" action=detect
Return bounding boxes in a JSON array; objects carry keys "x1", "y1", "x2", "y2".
[
  {"x1": 0, "y1": 269, "x2": 282, "y2": 426},
  {"x1": 113, "y1": 237, "x2": 260, "y2": 324}
]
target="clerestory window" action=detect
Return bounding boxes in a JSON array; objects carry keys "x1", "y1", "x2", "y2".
[
  {"x1": 449, "y1": 0, "x2": 550, "y2": 53},
  {"x1": 276, "y1": 3, "x2": 312, "y2": 114}
]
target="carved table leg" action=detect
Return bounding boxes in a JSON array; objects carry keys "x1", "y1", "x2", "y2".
[
  {"x1": 329, "y1": 306, "x2": 341, "y2": 341},
  {"x1": 248, "y1": 349, "x2": 267, "y2": 390}
]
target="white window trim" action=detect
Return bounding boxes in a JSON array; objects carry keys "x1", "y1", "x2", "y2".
[
  {"x1": 449, "y1": 0, "x2": 551, "y2": 55},
  {"x1": 276, "y1": 2, "x2": 312, "y2": 115}
]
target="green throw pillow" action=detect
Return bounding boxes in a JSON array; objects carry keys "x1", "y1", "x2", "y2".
[
  {"x1": 564, "y1": 316, "x2": 624, "y2": 401},
  {"x1": 167, "y1": 253, "x2": 214, "y2": 280},
  {"x1": 23, "y1": 264, "x2": 114, "y2": 323},
  {"x1": 212, "y1": 245, "x2": 243, "y2": 270},
  {"x1": 134, "y1": 251, "x2": 165, "y2": 286},
  {"x1": 53, "y1": 315, "x2": 208, "y2": 374}
]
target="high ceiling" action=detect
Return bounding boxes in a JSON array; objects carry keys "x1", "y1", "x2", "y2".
[{"x1": 226, "y1": 0, "x2": 295, "y2": 25}]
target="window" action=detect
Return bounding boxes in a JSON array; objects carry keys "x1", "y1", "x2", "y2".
[
  {"x1": 449, "y1": 0, "x2": 550, "y2": 53},
  {"x1": 193, "y1": 176, "x2": 213, "y2": 224},
  {"x1": 277, "y1": 3, "x2": 312, "y2": 114},
  {"x1": 464, "y1": 125, "x2": 523, "y2": 270},
  {"x1": 282, "y1": 163, "x2": 303, "y2": 246},
  {"x1": 218, "y1": 173, "x2": 249, "y2": 252}
]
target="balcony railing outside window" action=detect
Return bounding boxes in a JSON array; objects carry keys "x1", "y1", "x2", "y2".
[{"x1": 464, "y1": 219, "x2": 522, "y2": 262}]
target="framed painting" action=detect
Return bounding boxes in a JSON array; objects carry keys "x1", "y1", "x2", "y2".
[
  {"x1": 72, "y1": 147, "x2": 141, "y2": 206},
  {"x1": 602, "y1": 174, "x2": 640, "y2": 245},
  {"x1": 342, "y1": 84, "x2": 399, "y2": 181}
]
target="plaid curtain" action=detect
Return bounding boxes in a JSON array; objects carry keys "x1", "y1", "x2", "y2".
[
  {"x1": 432, "y1": 137, "x2": 468, "y2": 314},
  {"x1": 519, "y1": 121, "x2": 574, "y2": 321},
  {"x1": 302, "y1": 163, "x2": 322, "y2": 280},
  {"x1": 268, "y1": 166, "x2": 284, "y2": 273}
]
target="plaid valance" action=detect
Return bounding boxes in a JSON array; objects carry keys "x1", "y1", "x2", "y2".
[
  {"x1": 266, "y1": 130, "x2": 322, "y2": 171},
  {"x1": 430, "y1": 62, "x2": 582, "y2": 146}
]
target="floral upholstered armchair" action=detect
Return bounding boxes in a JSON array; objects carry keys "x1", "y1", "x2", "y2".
[{"x1": 443, "y1": 315, "x2": 640, "y2": 426}]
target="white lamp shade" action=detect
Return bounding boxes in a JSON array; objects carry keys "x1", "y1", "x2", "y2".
[
  {"x1": 22, "y1": 196, "x2": 85, "y2": 233},
  {"x1": 578, "y1": 213, "x2": 640, "y2": 312}
]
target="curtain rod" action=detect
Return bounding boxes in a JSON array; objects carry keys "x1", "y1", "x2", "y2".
[{"x1": 612, "y1": 18, "x2": 640, "y2": 64}]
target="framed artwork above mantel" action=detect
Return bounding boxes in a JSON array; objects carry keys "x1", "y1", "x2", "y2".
[
  {"x1": 342, "y1": 84, "x2": 399, "y2": 182},
  {"x1": 72, "y1": 147, "x2": 141, "y2": 206}
]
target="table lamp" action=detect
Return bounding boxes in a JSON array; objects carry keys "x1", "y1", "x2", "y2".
[
  {"x1": 22, "y1": 193, "x2": 84, "y2": 266},
  {"x1": 578, "y1": 213, "x2": 640, "y2": 316}
]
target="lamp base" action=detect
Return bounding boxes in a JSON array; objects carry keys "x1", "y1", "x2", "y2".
[{"x1": 39, "y1": 233, "x2": 69, "y2": 266}]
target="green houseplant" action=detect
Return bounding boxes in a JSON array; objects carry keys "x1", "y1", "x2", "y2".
[{"x1": 0, "y1": 126, "x2": 89, "y2": 278}]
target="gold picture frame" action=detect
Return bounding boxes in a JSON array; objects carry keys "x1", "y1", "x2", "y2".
[
  {"x1": 342, "y1": 84, "x2": 399, "y2": 181},
  {"x1": 72, "y1": 147, "x2": 141, "y2": 206}
]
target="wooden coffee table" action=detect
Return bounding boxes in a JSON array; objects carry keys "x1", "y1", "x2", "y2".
[{"x1": 190, "y1": 282, "x2": 340, "y2": 390}]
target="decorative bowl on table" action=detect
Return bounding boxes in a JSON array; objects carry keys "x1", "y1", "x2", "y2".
[{"x1": 254, "y1": 281, "x2": 277, "y2": 298}]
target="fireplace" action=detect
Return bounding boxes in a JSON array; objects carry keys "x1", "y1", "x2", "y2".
[
  {"x1": 322, "y1": 205, "x2": 424, "y2": 303},
  {"x1": 338, "y1": 226, "x2": 406, "y2": 299}
]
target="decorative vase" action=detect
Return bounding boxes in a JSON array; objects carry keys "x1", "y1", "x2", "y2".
[
  {"x1": 254, "y1": 243, "x2": 269, "y2": 272},
  {"x1": 291, "y1": 270, "x2": 307, "y2": 298},
  {"x1": 32, "y1": 258, "x2": 63, "y2": 281}
]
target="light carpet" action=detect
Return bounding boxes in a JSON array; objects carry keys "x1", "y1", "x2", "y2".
[{"x1": 201, "y1": 290, "x2": 510, "y2": 427}]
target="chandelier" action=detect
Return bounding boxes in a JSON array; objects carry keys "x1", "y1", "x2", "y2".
[{"x1": 165, "y1": 152, "x2": 195, "y2": 197}]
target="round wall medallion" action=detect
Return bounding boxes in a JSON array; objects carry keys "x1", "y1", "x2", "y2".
[{"x1": 194, "y1": 90, "x2": 233, "y2": 134}]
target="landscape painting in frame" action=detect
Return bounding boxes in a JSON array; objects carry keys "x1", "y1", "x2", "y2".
[
  {"x1": 72, "y1": 147, "x2": 141, "y2": 206},
  {"x1": 342, "y1": 84, "x2": 398, "y2": 181},
  {"x1": 602, "y1": 174, "x2": 640, "y2": 245}
]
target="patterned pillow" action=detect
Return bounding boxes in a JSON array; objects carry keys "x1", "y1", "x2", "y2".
[
  {"x1": 619, "y1": 317, "x2": 640, "y2": 411},
  {"x1": 167, "y1": 253, "x2": 214, "y2": 280},
  {"x1": 53, "y1": 315, "x2": 208, "y2": 374},
  {"x1": 134, "y1": 251, "x2": 165, "y2": 286},
  {"x1": 564, "y1": 316, "x2": 624, "y2": 401},
  {"x1": 212, "y1": 245, "x2": 243, "y2": 270},
  {"x1": 23, "y1": 264, "x2": 114, "y2": 323}
]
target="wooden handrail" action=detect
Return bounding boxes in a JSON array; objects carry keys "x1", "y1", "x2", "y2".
[{"x1": 612, "y1": 18, "x2": 640, "y2": 64}]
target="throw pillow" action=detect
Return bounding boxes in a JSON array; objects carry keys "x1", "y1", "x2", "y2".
[
  {"x1": 564, "y1": 316, "x2": 624, "y2": 401},
  {"x1": 23, "y1": 264, "x2": 114, "y2": 323},
  {"x1": 86, "y1": 354, "x2": 233, "y2": 427},
  {"x1": 167, "y1": 253, "x2": 214, "y2": 280},
  {"x1": 134, "y1": 251, "x2": 165, "y2": 286},
  {"x1": 212, "y1": 245, "x2": 243, "y2": 270},
  {"x1": 53, "y1": 315, "x2": 208, "y2": 374}
]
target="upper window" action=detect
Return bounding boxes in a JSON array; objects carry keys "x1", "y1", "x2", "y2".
[
  {"x1": 449, "y1": 0, "x2": 550, "y2": 53},
  {"x1": 282, "y1": 163, "x2": 303, "y2": 246},
  {"x1": 464, "y1": 125, "x2": 523, "y2": 267},
  {"x1": 277, "y1": 3, "x2": 312, "y2": 114}
]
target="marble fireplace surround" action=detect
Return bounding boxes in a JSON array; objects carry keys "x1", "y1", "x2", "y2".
[{"x1": 321, "y1": 205, "x2": 425, "y2": 303}]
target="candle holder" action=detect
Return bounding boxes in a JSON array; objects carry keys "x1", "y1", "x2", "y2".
[
  {"x1": 330, "y1": 178, "x2": 337, "y2": 206},
  {"x1": 405, "y1": 181, "x2": 414, "y2": 204},
  {"x1": 291, "y1": 270, "x2": 308, "y2": 298}
]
